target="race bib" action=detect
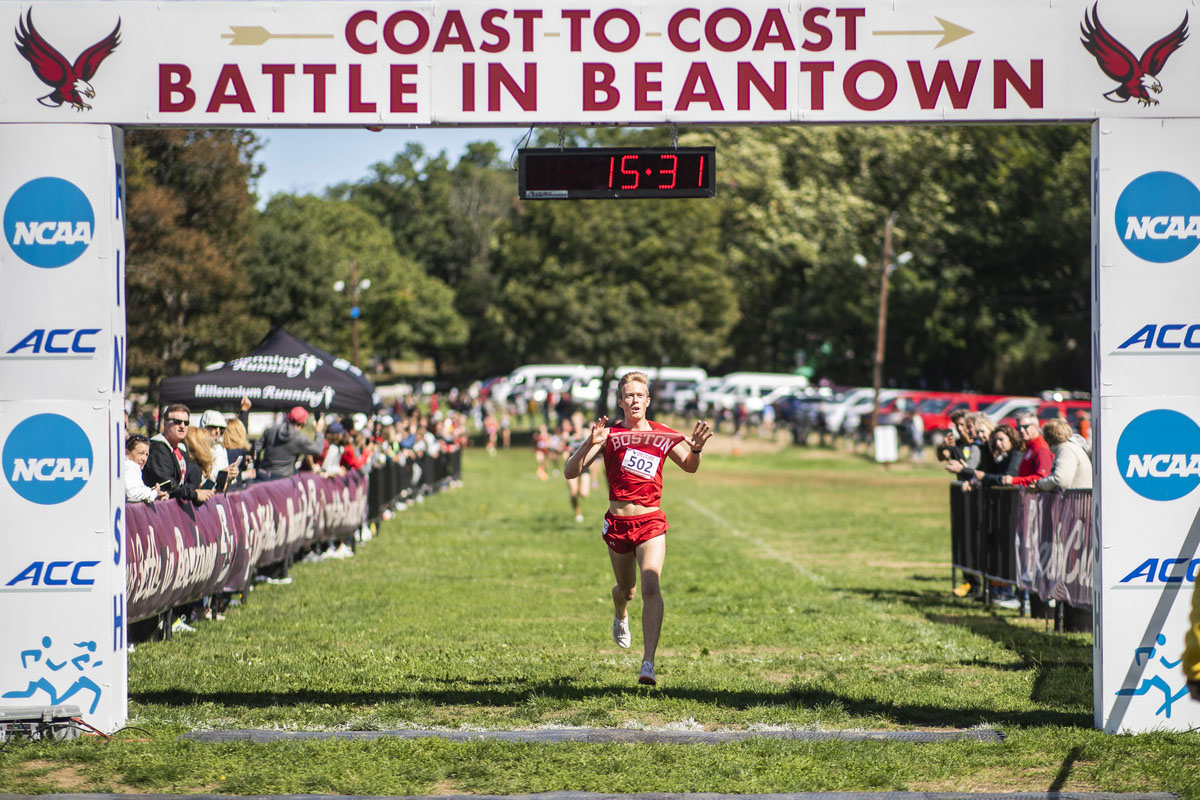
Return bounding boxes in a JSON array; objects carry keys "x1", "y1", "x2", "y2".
[{"x1": 621, "y1": 448, "x2": 661, "y2": 479}]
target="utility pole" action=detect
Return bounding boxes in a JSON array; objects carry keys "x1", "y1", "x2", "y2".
[{"x1": 871, "y1": 211, "x2": 899, "y2": 433}]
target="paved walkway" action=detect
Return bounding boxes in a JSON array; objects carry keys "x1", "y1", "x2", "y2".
[{"x1": 183, "y1": 727, "x2": 1004, "y2": 744}]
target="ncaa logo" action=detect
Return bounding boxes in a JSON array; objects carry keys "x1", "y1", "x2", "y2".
[
  {"x1": 2, "y1": 414, "x2": 92, "y2": 505},
  {"x1": 3, "y1": 177, "x2": 94, "y2": 268},
  {"x1": 1114, "y1": 171, "x2": 1200, "y2": 263},
  {"x1": 1117, "y1": 409, "x2": 1200, "y2": 502}
]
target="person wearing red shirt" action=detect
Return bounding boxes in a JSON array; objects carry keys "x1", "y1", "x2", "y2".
[
  {"x1": 1002, "y1": 412, "x2": 1053, "y2": 488},
  {"x1": 564, "y1": 371, "x2": 712, "y2": 686}
]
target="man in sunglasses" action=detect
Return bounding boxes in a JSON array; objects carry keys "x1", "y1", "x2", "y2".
[
  {"x1": 1000, "y1": 413, "x2": 1052, "y2": 488},
  {"x1": 142, "y1": 403, "x2": 214, "y2": 504}
]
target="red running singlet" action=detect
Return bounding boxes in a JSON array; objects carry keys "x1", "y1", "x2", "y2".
[{"x1": 603, "y1": 421, "x2": 688, "y2": 507}]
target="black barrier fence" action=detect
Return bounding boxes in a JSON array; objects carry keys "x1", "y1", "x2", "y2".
[
  {"x1": 365, "y1": 449, "x2": 462, "y2": 523},
  {"x1": 126, "y1": 448, "x2": 462, "y2": 636},
  {"x1": 949, "y1": 484, "x2": 1093, "y2": 631}
]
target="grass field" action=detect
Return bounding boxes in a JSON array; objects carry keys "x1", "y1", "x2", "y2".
[{"x1": 2, "y1": 438, "x2": 1199, "y2": 796}]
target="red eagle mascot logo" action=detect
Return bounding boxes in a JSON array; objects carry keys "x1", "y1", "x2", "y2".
[
  {"x1": 1081, "y1": 3, "x2": 1188, "y2": 106},
  {"x1": 14, "y1": 9, "x2": 121, "y2": 111}
]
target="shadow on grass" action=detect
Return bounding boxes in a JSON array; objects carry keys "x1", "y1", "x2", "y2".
[
  {"x1": 133, "y1": 681, "x2": 1087, "y2": 729},
  {"x1": 845, "y1": 585, "x2": 1094, "y2": 722}
]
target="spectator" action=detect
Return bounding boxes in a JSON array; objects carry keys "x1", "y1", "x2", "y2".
[
  {"x1": 142, "y1": 404, "x2": 213, "y2": 504},
  {"x1": 1035, "y1": 418, "x2": 1093, "y2": 491},
  {"x1": 906, "y1": 410, "x2": 924, "y2": 460},
  {"x1": 184, "y1": 425, "x2": 217, "y2": 486},
  {"x1": 341, "y1": 430, "x2": 373, "y2": 471},
  {"x1": 124, "y1": 434, "x2": 166, "y2": 503},
  {"x1": 255, "y1": 406, "x2": 326, "y2": 479},
  {"x1": 940, "y1": 412, "x2": 998, "y2": 482},
  {"x1": 976, "y1": 424, "x2": 1023, "y2": 487},
  {"x1": 198, "y1": 410, "x2": 236, "y2": 484},
  {"x1": 1077, "y1": 409, "x2": 1092, "y2": 446},
  {"x1": 1002, "y1": 412, "x2": 1053, "y2": 488},
  {"x1": 320, "y1": 422, "x2": 347, "y2": 474},
  {"x1": 223, "y1": 417, "x2": 255, "y2": 482}
]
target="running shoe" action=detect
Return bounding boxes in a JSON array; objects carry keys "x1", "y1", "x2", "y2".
[
  {"x1": 612, "y1": 613, "x2": 631, "y2": 648},
  {"x1": 638, "y1": 660, "x2": 656, "y2": 686}
]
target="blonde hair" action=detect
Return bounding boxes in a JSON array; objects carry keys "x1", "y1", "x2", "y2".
[
  {"x1": 969, "y1": 412, "x2": 995, "y2": 438},
  {"x1": 184, "y1": 425, "x2": 215, "y2": 479},
  {"x1": 1042, "y1": 418, "x2": 1073, "y2": 447},
  {"x1": 223, "y1": 418, "x2": 250, "y2": 450},
  {"x1": 617, "y1": 371, "x2": 650, "y2": 396}
]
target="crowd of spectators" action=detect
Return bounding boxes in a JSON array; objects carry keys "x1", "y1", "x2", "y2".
[
  {"x1": 935, "y1": 407, "x2": 1092, "y2": 607},
  {"x1": 124, "y1": 395, "x2": 468, "y2": 509},
  {"x1": 937, "y1": 408, "x2": 1092, "y2": 493}
]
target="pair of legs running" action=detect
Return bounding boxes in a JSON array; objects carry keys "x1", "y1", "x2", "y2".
[{"x1": 609, "y1": 534, "x2": 666, "y2": 685}]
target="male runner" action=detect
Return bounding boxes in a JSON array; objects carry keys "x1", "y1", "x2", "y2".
[{"x1": 564, "y1": 371, "x2": 712, "y2": 686}]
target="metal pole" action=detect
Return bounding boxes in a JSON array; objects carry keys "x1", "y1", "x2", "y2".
[
  {"x1": 349, "y1": 260, "x2": 360, "y2": 368},
  {"x1": 871, "y1": 211, "x2": 898, "y2": 431}
]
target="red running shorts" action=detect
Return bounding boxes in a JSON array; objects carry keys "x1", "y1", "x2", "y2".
[{"x1": 602, "y1": 509, "x2": 669, "y2": 554}]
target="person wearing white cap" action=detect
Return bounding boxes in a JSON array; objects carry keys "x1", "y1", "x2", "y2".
[{"x1": 199, "y1": 409, "x2": 236, "y2": 486}]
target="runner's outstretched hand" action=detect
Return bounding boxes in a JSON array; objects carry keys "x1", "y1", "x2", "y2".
[
  {"x1": 688, "y1": 420, "x2": 713, "y2": 452},
  {"x1": 590, "y1": 416, "x2": 609, "y2": 446}
]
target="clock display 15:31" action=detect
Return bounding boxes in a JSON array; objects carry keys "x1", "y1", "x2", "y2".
[{"x1": 518, "y1": 147, "x2": 716, "y2": 199}]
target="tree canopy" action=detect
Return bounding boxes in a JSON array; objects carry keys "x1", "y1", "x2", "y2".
[{"x1": 122, "y1": 124, "x2": 1092, "y2": 394}]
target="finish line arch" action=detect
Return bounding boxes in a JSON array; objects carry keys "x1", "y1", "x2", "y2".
[{"x1": 1, "y1": 0, "x2": 1196, "y2": 734}]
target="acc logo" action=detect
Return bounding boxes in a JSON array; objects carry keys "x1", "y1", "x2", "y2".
[
  {"x1": 3, "y1": 560, "x2": 99, "y2": 590},
  {"x1": 3, "y1": 177, "x2": 94, "y2": 268},
  {"x1": 1116, "y1": 323, "x2": 1200, "y2": 351},
  {"x1": 1114, "y1": 172, "x2": 1200, "y2": 263},
  {"x1": 1, "y1": 414, "x2": 92, "y2": 505},
  {"x1": 1118, "y1": 557, "x2": 1200, "y2": 586},
  {"x1": 1117, "y1": 409, "x2": 1200, "y2": 501},
  {"x1": 2, "y1": 328, "x2": 100, "y2": 360}
]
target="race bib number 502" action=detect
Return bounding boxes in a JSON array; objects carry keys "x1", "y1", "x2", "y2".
[{"x1": 621, "y1": 448, "x2": 661, "y2": 479}]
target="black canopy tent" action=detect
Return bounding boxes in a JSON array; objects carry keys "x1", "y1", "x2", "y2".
[{"x1": 158, "y1": 328, "x2": 380, "y2": 414}]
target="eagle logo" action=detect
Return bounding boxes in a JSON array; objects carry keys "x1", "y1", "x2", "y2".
[
  {"x1": 14, "y1": 9, "x2": 121, "y2": 112},
  {"x1": 1080, "y1": 3, "x2": 1188, "y2": 106}
]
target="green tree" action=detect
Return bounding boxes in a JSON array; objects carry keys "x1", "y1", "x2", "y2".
[
  {"x1": 329, "y1": 142, "x2": 515, "y2": 374},
  {"x1": 124, "y1": 129, "x2": 267, "y2": 399},
  {"x1": 246, "y1": 194, "x2": 467, "y2": 367}
]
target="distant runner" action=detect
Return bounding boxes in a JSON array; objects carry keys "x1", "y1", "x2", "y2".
[{"x1": 564, "y1": 371, "x2": 713, "y2": 686}]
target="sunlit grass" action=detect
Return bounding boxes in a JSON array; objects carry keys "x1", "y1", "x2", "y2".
[{"x1": 1, "y1": 440, "x2": 1197, "y2": 796}]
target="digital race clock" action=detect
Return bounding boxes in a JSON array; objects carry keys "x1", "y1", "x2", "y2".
[{"x1": 518, "y1": 147, "x2": 716, "y2": 200}]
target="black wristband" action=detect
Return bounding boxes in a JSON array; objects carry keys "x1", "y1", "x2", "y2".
[{"x1": 691, "y1": 447, "x2": 703, "y2": 454}]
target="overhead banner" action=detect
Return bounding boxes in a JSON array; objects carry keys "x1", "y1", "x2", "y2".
[
  {"x1": 1093, "y1": 118, "x2": 1200, "y2": 734},
  {"x1": 0, "y1": 1, "x2": 1197, "y2": 125}
]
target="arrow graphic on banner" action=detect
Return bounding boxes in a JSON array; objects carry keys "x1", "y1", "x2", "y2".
[
  {"x1": 873, "y1": 17, "x2": 973, "y2": 48},
  {"x1": 220, "y1": 26, "x2": 334, "y2": 46}
]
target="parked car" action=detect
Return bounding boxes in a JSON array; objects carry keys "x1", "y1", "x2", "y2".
[
  {"x1": 916, "y1": 392, "x2": 1006, "y2": 444},
  {"x1": 981, "y1": 396, "x2": 1040, "y2": 428},
  {"x1": 699, "y1": 372, "x2": 810, "y2": 414},
  {"x1": 1037, "y1": 399, "x2": 1091, "y2": 428}
]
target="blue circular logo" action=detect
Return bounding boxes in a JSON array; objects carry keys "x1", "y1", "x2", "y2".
[
  {"x1": 3, "y1": 177, "x2": 95, "y2": 268},
  {"x1": 1114, "y1": 172, "x2": 1200, "y2": 263},
  {"x1": 2, "y1": 414, "x2": 93, "y2": 505},
  {"x1": 1116, "y1": 409, "x2": 1200, "y2": 502}
]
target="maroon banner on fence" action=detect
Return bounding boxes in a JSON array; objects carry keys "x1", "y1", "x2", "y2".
[
  {"x1": 1013, "y1": 490, "x2": 1094, "y2": 608},
  {"x1": 125, "y1": 472, "x2": 367, "y2": 623}
]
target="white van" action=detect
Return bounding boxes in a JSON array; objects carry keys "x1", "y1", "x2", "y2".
[
  {"x1": 504, "y1": 364, "x2": 600, "y2": 404},
  {"x1": 596, "y1": 366, "x2": 707, "y2": 409},
  {"x1": 674, "y1": 375, "x2": 725, "y2": 413},
  {"x1": 700, "y1": 372, "x2": 810, "y2": 414}
]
